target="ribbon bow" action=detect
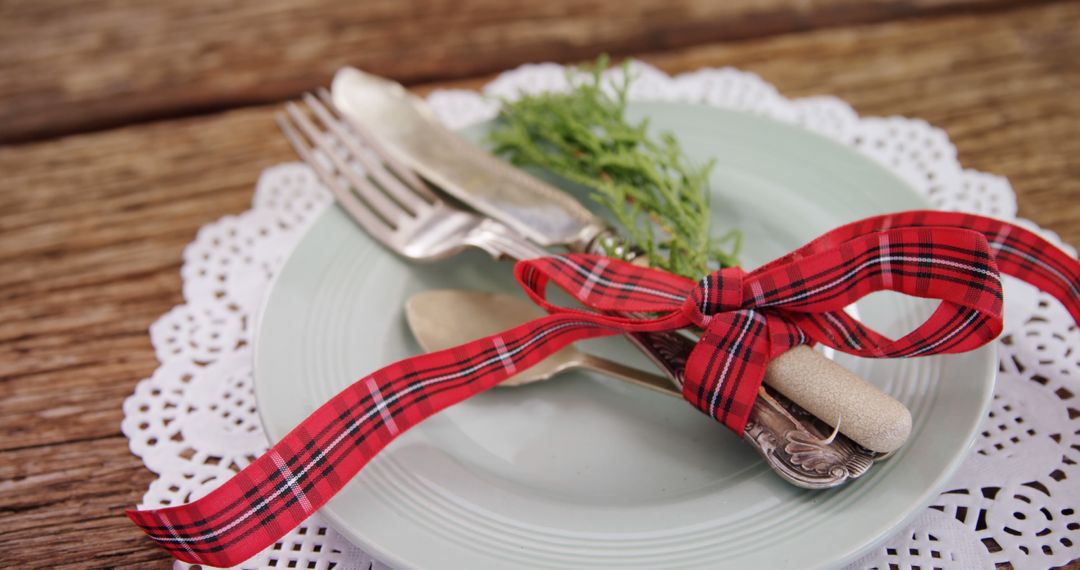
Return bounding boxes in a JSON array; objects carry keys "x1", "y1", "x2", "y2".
[{"x1": 128, "y1": 211, "x2": 1080, "y2": 567}]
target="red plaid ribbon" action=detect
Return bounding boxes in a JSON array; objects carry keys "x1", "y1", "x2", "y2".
[{"x1": 129, "y1": 211, "x2": 1079, "y2": 567}]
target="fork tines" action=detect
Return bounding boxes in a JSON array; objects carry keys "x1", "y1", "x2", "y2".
[{"x1": 274, "y1": 89, "x2": 435, "y2": 236}]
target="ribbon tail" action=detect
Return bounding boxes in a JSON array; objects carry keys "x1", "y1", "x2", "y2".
[
  {"x1": 126, "y1": 313, "x2": 622, "y2": 567},
  {"x1": 682, "y1": 310, "x2": 773, "y2": 434}
]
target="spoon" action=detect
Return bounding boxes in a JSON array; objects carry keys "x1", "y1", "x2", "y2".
[
  {"x1": 405, "y1": 289, "x2": 680, "y2": 397},
  {"x1": 405, "y1": 289, "x2": 904, "y2": 489}
]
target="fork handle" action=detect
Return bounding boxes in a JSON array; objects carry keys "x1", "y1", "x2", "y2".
[
  {"x1": 473, "y1": 223, "x2": 696, "y2": 388},
  {"x1": 464, "y1": 218, "x2": 553, "y2": 260}
]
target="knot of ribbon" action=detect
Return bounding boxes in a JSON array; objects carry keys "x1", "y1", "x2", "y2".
[
  {"x1": 128, "y1": 211, "x2": 1080, "y2": 567},
  {"x1": 684, "y1": 267, "x2": 748, "y2": 324}
]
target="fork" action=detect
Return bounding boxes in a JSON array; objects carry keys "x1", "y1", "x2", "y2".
[
  {"x1": 278, "y1": 91, "x2": 699, "y2": 378},
  {"x1": 277, "y1": 90, "x2": 546, "y2": 263},
  {"x1": 275, "y1": 91, "x2": 887, "y2": 489},
  {"x1": 278, "y1": 91, "x2": 705, "y2": 395}
]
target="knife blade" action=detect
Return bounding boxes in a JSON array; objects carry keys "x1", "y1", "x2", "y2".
[{"x1": 331, "y1": 67, "x2": 605, "y2": 250}]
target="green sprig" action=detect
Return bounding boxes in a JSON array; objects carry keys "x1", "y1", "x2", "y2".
[{"x1": 488, "y1": 56, "x2": 741, "y2": 279}]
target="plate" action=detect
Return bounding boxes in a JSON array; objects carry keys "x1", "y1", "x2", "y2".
[{"x1": 255, "y1": 102, "x2": 995, "y2": 569}]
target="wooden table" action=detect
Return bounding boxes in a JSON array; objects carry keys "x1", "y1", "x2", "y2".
[{"x1": 1, "y1": 1, "x2": 1077, "y2": 567}]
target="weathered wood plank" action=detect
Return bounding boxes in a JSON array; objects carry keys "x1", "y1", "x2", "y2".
[
  {"x1": 0, "y1": 106, "x2": 290, "y2": 567},
  {"x1": 0, "y1": 436, "x2": 171, "y2": 568},
  {"x1": 0, "y1": 0, "x2": 1038, "y2": 143},
  {"x1": 0, "y1": 105, "x2": 292, "y2": 453},
  {"x1": 1, "y1": 3, "x2": 1078, "y2": 567}
]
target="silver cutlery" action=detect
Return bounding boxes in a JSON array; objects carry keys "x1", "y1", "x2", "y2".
[
  {"x1": 275, "y1": 89, "x2": 896, "y2": 488},
  {"x1": 329, "y1": 69, "x2": 912, "y2": 449},
  {"x1": 278, "y1": 91, "x2": 545, "y2": 263},
  {"x1": 331, "y1": 68, "x2": 604, "y2": 251}
]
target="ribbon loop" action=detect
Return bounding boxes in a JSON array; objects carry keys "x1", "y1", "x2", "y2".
[{"x1": 514, "y1": 254, "x2": 693, "y2": 331}]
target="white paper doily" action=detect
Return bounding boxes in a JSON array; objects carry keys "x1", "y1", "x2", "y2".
[{"x1": 123, "y1": 62, "x2": 1079, "y2": 570}]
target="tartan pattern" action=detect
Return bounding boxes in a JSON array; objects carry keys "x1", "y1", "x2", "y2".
[{"x1": 128, "y1": 211, "x2": 1079, "y2": 567}]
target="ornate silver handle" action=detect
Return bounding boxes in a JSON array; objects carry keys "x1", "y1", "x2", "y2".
[{"x1": 745, "y1": 385, "x2": 888, "y2": 488}]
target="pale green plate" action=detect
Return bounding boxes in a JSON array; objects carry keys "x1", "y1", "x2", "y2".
[{"x1": 255, "y1": 102, "x2": 995, "y2": 569}]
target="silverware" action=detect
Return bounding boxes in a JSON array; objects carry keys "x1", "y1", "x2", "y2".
[
  {"x1": 330, "y1": 68, "x2": 605, "y2": 251},
  {"x1": 406, "y1": 289, "x2": 885, "y2": 489},
  {"x1": 326, "y1": 69, "x2": 743, "y2": 410},
  {"x1": 275, "y1": 90, "x2": 892, "y2": 488},
  {"x1": 328, "y1": 69, "x2": 911, "y2": 451},
  {"x1": 277, "y1": 90, "x2": 544, "y2": 263}
]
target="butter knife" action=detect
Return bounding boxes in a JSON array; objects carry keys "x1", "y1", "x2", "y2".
[{"x1": 331, "y1": 68, "x2": 605, "y2": 250}]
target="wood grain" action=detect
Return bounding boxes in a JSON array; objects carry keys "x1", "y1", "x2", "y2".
[
  {"x1": 0, "y1": 0, "x2": 1037, "y2": 143},
  {"x1": 0, "y1": 106, "x2": 292, "y2": 568},
  {"x1": 0, "y1": 2, "x2": 1078, "y2": 568},
  {"x1": 0, "y1": 438, "x2": 172, "y2": 568}
]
